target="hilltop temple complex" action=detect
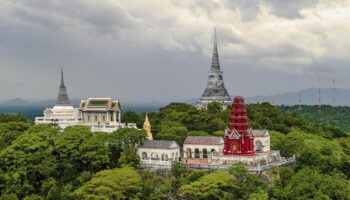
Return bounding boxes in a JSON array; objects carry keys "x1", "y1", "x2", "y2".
[
  {"x1": 138, "y1": 96, "x2": 293, "y2": 170},
  {"x1": 35, "y1": 30, "x2": 294, "y2": 171},
  {"x1": 35, "y1": 69, "x2": 136, "y2": 132},
  {"x1": 35, "y1": 68, "x2": 82, "y2": 128},
  {"x1": 197, "y1": 29, "x2": 231, "y2": 109}
]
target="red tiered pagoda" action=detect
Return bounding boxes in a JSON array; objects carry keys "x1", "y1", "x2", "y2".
[{"x1": 223, "y1": 96, "x2": 254, "y2": 156}]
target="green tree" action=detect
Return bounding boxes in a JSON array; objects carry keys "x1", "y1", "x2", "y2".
[
  {"x1": 140, "y1": 170, "x2": 174, "y2": 200},
  {"x1": 54, "y1": 126, "x2": 111, "y2": 181},
  {"x1": 157, "y1": 126, "x2": 188, "y2": 146},
  {"x1": 279, "y1": 168, "x2": 350, "y2": 200},
  {"x1": 0, "y1": 129, "x2": 58, "y2": 197},
  {"x1": 228, "y1": 165, "x2": 267, "y2": 199},
  {"x1": 122, "y1": 111, "x2": 143, "y2": 127},
  {"x1": 74, "y1": 167, "x2": 142, "y2": 200},
  {"x1": 108, "y1": 128, "x2": 146, "y2": 166},
  {"x1": 118, "y1": 148, "x2": 140, "y2": 168},
  {"x1": 23, "y1": 194, "x2": 44, "y2": 200},
  {"x1": 188, "y1": 130, "x2": 210, "y2": 136},
  {"x1": 248, "y1": 188, "x2": 268, "y2": 200},
  {"x1": 0, "y1": 122, "x2": 31, "y2": 151},
  {"x1": 178, "y1": 170, "x2": 237, "y2": 200},
  {"x1": 0, "y1": 194, "x2": 18, "y2": 200},
  {"x1": 0, "y1": 113, "x2": 27, "y2": 122},
  {"x1": 207, "y1": 102, "x2": 222, "y2": 114},
  {"x1": 171, "y1": 161, "x2": 185, "y2": 177}
]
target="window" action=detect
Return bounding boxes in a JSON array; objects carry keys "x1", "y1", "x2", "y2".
[
  {"x1": 141, "y1": 152, "x2": 148, "y2": 160},
  {"x1": 211, "y1": 149, "x2": 217, "y2": 155},
  {"x1": 194, "y1": 148, "x2": 200, "y2": 158},
  {"x1": 203, "y1": 148, "x2": 208, "y2": 159},
  {"x1": 255, "y1": 140, "x2": 263, "y2": 151},
  {"x1": 161, "y1": 153, "x2": 168, "y2": 161},
  {"x1": 95, "y1": 115, "x2": 98, "y2": 122},
  {"x1": 151, "y1": 153, "x2": 158, "y2": 160},
  {"x1": 186, "y1": 148, "x2": 192, "y2": 158},
  {"x1": 103, "y1": 116, "x2": 106, "y2": 122}
]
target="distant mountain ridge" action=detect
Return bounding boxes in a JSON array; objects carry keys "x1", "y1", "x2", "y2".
[
  {"x1": 2, "y1": 88, "x2": 350, "y2": 106},
  {"x1": 245, "y1": 88, "x2": 350, "y2": 106},
  {"x1": 185, "y1": 88, "x2": 350, "y2": 106}
]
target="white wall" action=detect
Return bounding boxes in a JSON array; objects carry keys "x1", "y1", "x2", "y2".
[
  {"x1": 138, "y1": 148, "x2": 180, "y2": 166},
  {"x1": 183, "y1": 144, "x2": 223, "y2": 159}
]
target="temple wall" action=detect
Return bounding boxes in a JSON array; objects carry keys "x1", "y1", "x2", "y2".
[{"x1": 210, "y1": 151, "x2": 283, "y2": 167}]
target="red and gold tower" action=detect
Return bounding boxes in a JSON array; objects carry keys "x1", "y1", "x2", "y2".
[{"x1": 223, "y1": 96, "x2": 254, "y2": 155}]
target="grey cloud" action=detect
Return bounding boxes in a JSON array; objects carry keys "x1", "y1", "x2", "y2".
[
  {"x1": 1, "y1": 0, "x2": 350, "y2": 102},
  {"x1": 6, "y1": 0, "x2": 139, "y2": 35},
  {"x1": 225, "y1": 0, "x2": 261, "y2": 21},
  {"x1": 265, "y1": 0, "x2": 318, "y2": 19}
]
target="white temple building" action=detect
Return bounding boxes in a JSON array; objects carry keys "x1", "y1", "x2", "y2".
[
  {"x1": 35, "y1": 68, "x2": 137, "y2": 132},
  {"x1": 79, "y1": 97, "x2": 137, "y2": 133},
  {"x1": 138, "y1": 140, "x2": 181, "y2": 169},
  {"x1": 183, "y1": 136, "x2": 224, "y2": 160},
  {"x1": 35, "y1": 68, "x2": 82, "y2": 128}
]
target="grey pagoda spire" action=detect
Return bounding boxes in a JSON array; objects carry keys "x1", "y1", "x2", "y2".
[
  {"x1": 55, "y1": 66, "x2": 71, "y2": 106},
  {"x1": 198, "y1": 29, "x2": 231, "y2": 108}
]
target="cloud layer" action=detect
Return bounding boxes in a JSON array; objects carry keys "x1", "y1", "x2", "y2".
[{"x1": 1, "y1": 0, "x2": 350, "y2": 102}]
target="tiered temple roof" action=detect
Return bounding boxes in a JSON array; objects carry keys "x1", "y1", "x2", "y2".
[
  {"x1": 55, "y1": 67, "x2": 71, "y2": 106},
  {"x1": 199, "y1": 29, "x2": 231, "y2": 105}
]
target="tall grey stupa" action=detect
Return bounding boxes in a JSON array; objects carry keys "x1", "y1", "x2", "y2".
[
  {"x1": 56, "y1": 67, "x2": 71, "y2": 106},
  {"x1": 197, "y1": 29, "x2": 231, "y2": 108}
]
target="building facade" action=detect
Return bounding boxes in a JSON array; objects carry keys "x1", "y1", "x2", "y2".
[
  {"x1": 224, "y1": 96, "x2": 255, "y2": 155},
  {"x1": 183, "y1": 136, "x2": 224, "y2": 159},
  {"x1": 197, "y1": 29, "x2": 231, "y2": 109},
  {"x1": 79, "y1": 97, "x2": 136, "y2": 132},
  {"x1": 138, "y1": 140, "x2": 180, "y2": 168},
  {"x1": 35, "y1": 68, "x2": 137, "y2": 132},
  {"x1": 251, "y1": 130, "x2": 270, "y2": 152},
  {"x1": 35, "y1": 68, "x2": 82, "y2": 128}
]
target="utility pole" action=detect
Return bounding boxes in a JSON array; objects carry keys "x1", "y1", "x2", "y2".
[
  {"x1": 332, "y1": 79, "x2": 336, "y2": 106},
  {"x1": 318, "y1": 76, "x2": 321, "y2": 111}
]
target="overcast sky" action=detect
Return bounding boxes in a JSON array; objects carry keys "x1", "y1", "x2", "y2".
[{"x1": 1, "y1": 0, "x2": 350, "y2": 103}]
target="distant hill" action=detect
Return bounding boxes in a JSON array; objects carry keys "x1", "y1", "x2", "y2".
[
  {"x1": 0, "y1": 98, "x2": 165, "y2": 122},
  {"x1": 185, "y1": 88, "x2": 350, "y2": 106},
  {"x1": 245, "y1": 88, "x2": 350, "y2": 106},
  {"x1": 2, "y1": 87, "x2": 350, "y2": 108},
  {"x1": 0, "y1": 98, "x2": 82, "y2": 107},
  {"x1": 281, "y1": 105, "x2": 350, "y2": 131},
  {"x1": 1, "y1": 98, "x2": 30, "y2": 106}
]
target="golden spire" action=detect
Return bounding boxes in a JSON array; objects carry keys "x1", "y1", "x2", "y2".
[{"x1": 143, "y1": 113, "x2": 153, "y2": 140}]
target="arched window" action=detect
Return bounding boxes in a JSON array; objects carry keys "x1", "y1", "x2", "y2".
[
  {"x1": 211, "y1": 149, "x2": 217, "y2": 156},
  {"x1": 161, "y1": 153, "x2": 168, "y2": 161},
  {"x1": 186, "y1": 148, "x2": 192, "y2": 158},
  {"x1": 203, "y1": 148, "x2": 208, "y2": 159},
  {"x1": 195, "y1": 148, "x2": 200, "y2": 159},
  {"x1": 255, "y1": 140, "x2": 263, "y2": 151},
  {"x1": 141, "y1": 152, "x2": 148, "y2": 160},
  {"x1": 151, "y1": 152, "x2": 159, "y2": 160}
]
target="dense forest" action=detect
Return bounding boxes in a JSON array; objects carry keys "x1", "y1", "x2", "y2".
[
  {"x1": 1, "y1": 102, "x2": 350, "y2": 199},
  {"x1": 281, "y1": 105, "x2": 350, "y2": 131}
]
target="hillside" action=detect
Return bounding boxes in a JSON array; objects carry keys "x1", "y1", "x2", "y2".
[
  {"x1": 1, "y1": 102, "x2": 350, "y2": 199},
  {"x1": 246, "y1": 88, "x2": 350, "y2": 105},
  {"x1": 281, "y1": 105, "x2": 350, "y2": 131}
]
